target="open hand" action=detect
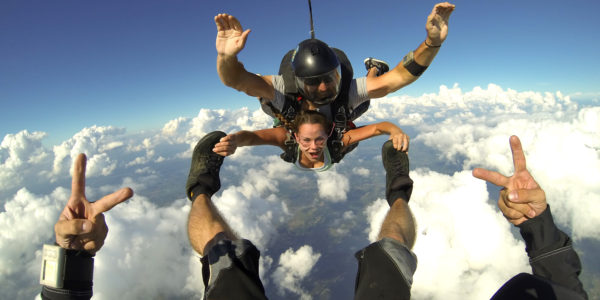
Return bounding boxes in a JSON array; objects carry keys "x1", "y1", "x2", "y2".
[
  {"x1": 425, "y1": 2, "x2": 455, "y2": 46},
  {"x1": 215, "y1": 14, "x2": 251, "y2": 57}
]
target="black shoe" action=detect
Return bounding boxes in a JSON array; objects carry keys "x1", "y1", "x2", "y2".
[
  {"x1": 364, "y1": 57, "x2": 390, "y2": 76},
  {"x1": 186, "y1": 131, "x2": 227, "y2": 200},
  {"x1": 382, "y1": 140, "x2": 413, "y2": 205}
]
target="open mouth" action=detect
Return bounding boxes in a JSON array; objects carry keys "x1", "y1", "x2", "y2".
[{"x1": 308, "y1": 151, "x2": 321, "y2": 159}]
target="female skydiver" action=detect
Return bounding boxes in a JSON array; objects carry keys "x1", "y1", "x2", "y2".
[{"x1": 212, "y1": 110, "x2": 408, "y2": 172}]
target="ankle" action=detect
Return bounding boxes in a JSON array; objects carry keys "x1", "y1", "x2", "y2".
[{"x1": 190, "y1": 185, "x2": 213, "y2": 200}]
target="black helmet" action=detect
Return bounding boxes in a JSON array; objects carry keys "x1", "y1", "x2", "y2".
[{"x1": 291, "y1": 39, "x2": 342, "y2": 106}]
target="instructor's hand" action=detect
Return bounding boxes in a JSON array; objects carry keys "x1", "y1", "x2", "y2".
[
  {"x1": 215, "y1": 14, "x2": 251, "y2": 57},
  {"x1": 425, "y1": 2, "x2": 455, "y2": 46}
]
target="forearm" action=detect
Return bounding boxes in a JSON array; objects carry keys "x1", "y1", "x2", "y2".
[
  {"x1": 518, "y1": 206, "x2": 587, "y2": 298},
  {"x1": 40, "y1": 248, "x2": 94, "y2": 300},
  {"x1": 231, "y1": 131, "x2": 265, "y2": 147},
  {"x1": 367, "y1": 41, "x2": 441, "y2": 97},
  {"x1": 413, "y1": 39, "x2": 441, "y2": 67},
  {"x1": 373, "y1": 121, "x2": 403, "y2": 136},
  {"x1": 217, "y1": 55, "x2": 272, "y2": 99},
  {"x1": 232, "y1": 128, "x2": 285, "y2": 148},
  {"x1": 393, "y1": 40, "x2": 441, "y2": 85},
  {"x1": 343, "y1": 122, "x2": 401, "y2": 145},
  {"x1": 217, "y1": 54, "x2": 247, "y2": 89}
]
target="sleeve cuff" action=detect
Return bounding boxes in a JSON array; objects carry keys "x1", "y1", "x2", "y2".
[{"x1": 518, "y1": 205, "x2": 570, "y2": 259}]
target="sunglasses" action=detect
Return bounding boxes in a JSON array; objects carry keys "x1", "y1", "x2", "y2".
[
  {"x1": 302, "y1": 76, "x2": 334, "y2": 86},
  {"x1": 297, "y1": 135, "x2": 327, "y2": 147}
]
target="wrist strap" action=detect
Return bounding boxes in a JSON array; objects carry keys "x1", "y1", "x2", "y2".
[
  {"x1": 63, "y1": 250, "x2": 94, "y2": 289},
  {"x1": 424, "y1": 39, "x2": 441, "y2": 48},
  {"x1": 402, "y1": 51, "x2": 428, "y2": 77}
]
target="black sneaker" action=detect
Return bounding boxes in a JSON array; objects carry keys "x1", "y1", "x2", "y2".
[
  {"x1": 364, "y1": 57, "x2": 390, "y2": 76},
  {"x1": 382, "y1": 140, "x2": 413, "y2": 205},
  {"x1": 186, "y1": 131, "x2": 227, "y2": 200}
]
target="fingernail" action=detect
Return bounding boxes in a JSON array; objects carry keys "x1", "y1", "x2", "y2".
[
  {"x1": 82, "y1": 221, "x2": 90, "y2": 232},
  {"x1": 508, "y1": 192, "x2": 517, "y2": 201},
  {"x1": 528, "y1": 210, "x2": 536, "y2": 218}
]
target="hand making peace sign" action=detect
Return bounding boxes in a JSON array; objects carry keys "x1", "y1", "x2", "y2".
[
  {"x1": 472, "y1": 136, "x2": 548, "y2": 226},
  {"x1": 54, "y1": 154, "x2": 133, "y2": 254}
]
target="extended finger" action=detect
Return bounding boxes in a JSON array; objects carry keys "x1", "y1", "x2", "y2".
[
  {"x1": 393, "y1": 135, "x2": 404, "y2": 151},
  {"x1": 214, "y1": 15, "x2": 223, "y2": 31},
  {"x1": 91, "y1": 187, "x2": 133, "y2": 216},
  {"x1": 509, "y1": 135, "x2": 527, "y2": 173},
  {"x1": 213, "y1": 141, "x2": 235, "y2": 155},
  {"x1": 215, "y1": 14, "x2": 230, "y2": 31},
  {"x1": 213, "y1": 146, "x2": 234, "y2": 156},
  {"x1": 231, "y1": 15, "x2": 243, "y2": 32},
  {"x1": 402, "y1": 135, "x2": 410, "y2": 152},
  {"x1": 472, "y1": 168, "x2": 509, "y2": 187},
  {"x1": 71, "y1": 154, "x2": 87, "y2": 200}
]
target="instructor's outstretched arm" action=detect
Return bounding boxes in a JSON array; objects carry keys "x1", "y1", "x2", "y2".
[
  {"x1": 367, "y1": 2, "x2": 455, "y2": 98},
  {"x1": 215, "y1": 13, "x2": 275, "y2": 100}
]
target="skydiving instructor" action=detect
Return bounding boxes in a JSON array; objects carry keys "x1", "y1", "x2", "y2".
[{"x1": 215, "y1": 2, "x2": 455, "y2": 120}]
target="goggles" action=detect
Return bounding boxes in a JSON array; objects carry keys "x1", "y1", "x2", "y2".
[{"x1": 295, "y1": 66, "x2": 342, "y2": 106}]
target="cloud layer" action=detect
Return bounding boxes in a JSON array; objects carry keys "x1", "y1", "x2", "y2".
[{"x1": 1, "y1": 84, "x2": 599, "y2": 299}]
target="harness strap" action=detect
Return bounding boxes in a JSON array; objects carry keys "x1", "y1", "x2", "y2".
[{"x1": 280, "y1": 133, "x2": 298, "y2": 163}]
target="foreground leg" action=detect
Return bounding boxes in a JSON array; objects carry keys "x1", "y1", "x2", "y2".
[
  {"x1": 185, "y1": 131, "x2": 267, "y2": 299},
  {"x1": 188, "y1": 194, "x2": 236, "y2": 255},
  {"x1": 378, "y1": 200, "x2": 416, "y2": 249},
  {"x1": 380, "y1": 138, "x2": 416, "y2": 248},
  {"x1": 185, "y1": 131, "x2": 233, "y2": 255},
  {"x1": 354, "y1": 140, "x2": 417, "y2": 300}
]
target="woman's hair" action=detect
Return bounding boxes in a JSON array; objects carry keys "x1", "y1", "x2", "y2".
[
  {"x1": 272, "y1": 110, "x2": 295, "y2": 131},
  {"x1": 291, "y1": 110, "x2": 332, "y2": 134}
]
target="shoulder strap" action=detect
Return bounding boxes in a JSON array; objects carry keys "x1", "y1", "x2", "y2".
[
  {"x1": 277, "y1": 49, "x2": 303, "y2": 122},
  {"x1": 279, "y1": 49, "x2": 298, "y2": 94},
  {"x1": 280, "y1": 132, "x2": 298, "y2": 163}
]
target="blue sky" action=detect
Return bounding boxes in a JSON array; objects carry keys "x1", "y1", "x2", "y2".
[
  {"x1": 2, "y1": 1, "x2": 599, "y2": 298},
  {"x1": 1, "y1": 0, "x2": 599, "y2": 145}
]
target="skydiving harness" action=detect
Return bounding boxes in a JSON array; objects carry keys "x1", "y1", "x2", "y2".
[{"x1": 262, "y1": 47, "x2": 368, "y2": 164}]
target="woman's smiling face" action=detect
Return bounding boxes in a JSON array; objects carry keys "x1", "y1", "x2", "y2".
[{"x1": 295, "y1": 123, "x2": 328, "y2": 163}]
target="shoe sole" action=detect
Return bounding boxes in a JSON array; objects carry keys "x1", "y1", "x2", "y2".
[{"x1": 364, "y1": 57, "x2": 390, "y2": 75}]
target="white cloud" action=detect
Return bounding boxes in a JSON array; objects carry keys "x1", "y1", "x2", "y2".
[
  {"x1": 93, "y1": 197, "x2": 203, "y2": 299},
  {"x1": 352, "y1": 167, "x2": 370, "y2": 177},
  {"x1": 0, "y1": 188, "x2": 64, "y2": 300},
  {"x1": 410, "y1": 170, "x2": 529, "y2": 300},
  {"x1": 52, "y1": 126, "x2": 126, "y2": 178},
  {"x1": 364, "y1": 198, "x2": 389, "y2": 242},
  {"x1": 272, "y1": 245, "x2": 321, "y2": 299},
  {"x1": 414, "y1": 96, "x2": 600, "y2": 240},
  {"x1": 1, "y1": 83, "x2": 598, "y2": 299},
  {"x1": 0, "y1": 131, "x2": 51, "y2": 192},
  {"x1": 316, "y1": 168, "x2": 350, "y2": 202}
]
